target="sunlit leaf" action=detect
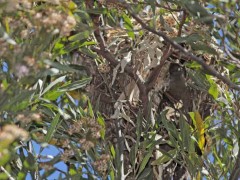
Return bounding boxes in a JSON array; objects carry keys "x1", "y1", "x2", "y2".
[
  {"x1": 151, "y1": 149, "x2": 177, "y2": 165},
  {"x1": 191, "y1": 111, "x2": 205, "y2": 153},
  {"x1": 41, "y1": 76, "x2": 66, "y2": 96},
  {"x1": 58, "y1": 77, "x2": 91, "y2": 92},
  {"x1": 68, "y1": 30, "x2": 91, "y2": 42}
]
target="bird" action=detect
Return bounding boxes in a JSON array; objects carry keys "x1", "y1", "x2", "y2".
[{"x1": 167, "y1": 63, "x2": 191, "y2": 112}]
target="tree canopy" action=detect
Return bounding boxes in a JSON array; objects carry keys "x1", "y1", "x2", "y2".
[{"x1": 0, "y1": 0, "x2": 239, "y2": 179}]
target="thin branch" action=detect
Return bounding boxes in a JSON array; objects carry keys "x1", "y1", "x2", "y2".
[
  {"x1": 224, "y1": 44, "x2": 240, "y2": 64},
  {"x1": 229, "y1": 146, "x2": 240, "y2": 180},
  {"x1": 92, "y1": 14, "x2": 149, "y2": 116},
  {"x1": 126, "y1": 6, "x2": 240, "y2": 91},
  {"x1": 178, "y1": 10, "x2": 187, "y2": 37},
  {"x1": 92, "y1": 47, "x2": 149, "y2": 115},
  {"x1": 146, "y1": 44, "x2": 172, "y2": 91},
  {"x1": 127, "y1": 1, "x2": 184, "y2": 12}
]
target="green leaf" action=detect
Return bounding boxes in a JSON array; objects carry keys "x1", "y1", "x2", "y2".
[
  {"x1": 137, "y1": 148, "x2": 154, "y2": 178},
  {"x1": 179, "y1": 114, "x2": 191, "y2": 152},
  {"x1": 208, "y1": 83, "x2": 218, "y2": 99},
  {"x1": 0, "y1": 172, "x2": 8, "y2": 180},
  {"x1": 0, "y1": 150, "x2": 10, "y2": 166},
  {"x1": 44, "y1": 90, "x2": 64, "y2": 101},
  {"x1": 148, "y1": 0, "x2": 156, "y2": 15},
  {"x1": 151, "y1": 149, "x2": 177, "y2": 165},
  {"x1": 138, "y1": 167, "x2": 152, "y2": 180},
  {"x1": 79, "y1": 41, "x2": 96, "y2": 47},
  {"x1": 97, "y1": 114, "x2": 105, "y2": 139},
  {"x1": 86, "y1": 8, "x2": 107, "y2": 15},
  {"x1": 172, "y1": 33, "x2": 203, "y2": 43},
  {"x1": 25, "y1": 153, "x2": 36, "y2": 170},
  {"x1": 129, "y1": 145, "x2": 136, "y2": 166},
  {"x1": 87, "y1": 99, "x2": 94, "y2": 118},
  {"x1": 206, "y1": 75, "x2": 219, "y2": 99},
  {"x1": 110, "y1": 169, "x2": 115, "y2": 180},
  {"x1": 41, "y1": 76, "x2": 66, "y2": 96},
  {"x1": 122, "y1": 14, "x2": 135, "y2": 39},
  {"x1": 136, "y1": 112, "x2": 143, "y2": 147},
  {"x1": 191, "y1": 43, "x2": 218, "y2": 55},
  {"x1": 0, "y1": 90, "x2": 35, "y2": 111},
  {"x1": 78, "y1": 47, "x2": 97, "y2": 59},
  {"x1": 58, "y1": 77, "x2": 91, "y2": 92},
  {"x1": 68, "y1": 30, "x2": 91, "y2": 42},
  {"x1": 44, "y1": 60, "x2": 84, "y2": 73},
  {"x1": 110, "y1": 144, "x2": 116, "y2": 159},
  {"x1": 17, "y1": 171, "x2": 26, "y2": 180},
  {"x1": 160, "y1": 111, "x2": 178, "y2": 138},
  {"x1": 53, "y1": 40, "x2": 66, "y2": 54},
  {"x1": 69, "y1": 165, "x2": 77, "y2": 176},
  {"x1": 183, "y1": 1, "x2": 209, "y2": 18},
  {"x1": 44, "y1": 114, "x2": 61, "y2": 143}
]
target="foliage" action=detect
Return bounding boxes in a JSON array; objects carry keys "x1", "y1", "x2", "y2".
[{"x1": 0, "y1": 0, "x2": 239, "y2": 179}]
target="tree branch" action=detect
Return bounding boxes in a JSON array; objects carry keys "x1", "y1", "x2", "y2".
[
  {"x1": 178, "y1": 10, "x2": 187, "y2": 37},
  {"x1": 92, "y1": 19, "x2": 149, "y2": 116},
  {"x1": 126, "y1": 6, "x2": 240, "y2": 91},
  {"x1": 146, "y1": 44, "x2": 172, "y2": 92},
  {"x1": 229, "y1": 146, "x2": 240, "y2": 180},
  {"x1": 128, "y1": 1, "x2": 184, "y2": 12}
]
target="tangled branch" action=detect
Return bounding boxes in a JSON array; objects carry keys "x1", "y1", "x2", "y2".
[{"x1": 126, "y1": 6, "x2": 240, "y2": 91}]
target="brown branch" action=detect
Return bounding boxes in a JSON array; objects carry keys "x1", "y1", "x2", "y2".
[
  {"x1": 146, "y1": 44, "x2": 172, "y2": 92},
  {"x1": 92, "y1": 20, "x2": 149, "y2": 116},
  {"x1": 92, "y1": 47, "x2": 149, "y2": 115},
  {"x1": 178, "y1": 10, "x2": 187, "y2": 37},
  {"x1": 127, "y1": 1, "x2": 184, "y2": 12},
  {"x1": 126, "y1": 6, "x2": 240, "y2": 91},
  {"x1": 229, "y1": 146, "x2": 240, "y2": 180}
]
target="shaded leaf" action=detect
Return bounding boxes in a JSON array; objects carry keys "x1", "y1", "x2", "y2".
[
  {"x1": 138, "y1": 167, "x2": 152, "y2": 180},
  {"x1": 137, "y1": 148, "x2": 154, "y2": 178},
  {"x1": 45, "y1": 114, "x2": 61, "y2": 143},
  {"x1": 191, "y1": 43, "x2": 218, "y2": 55}
]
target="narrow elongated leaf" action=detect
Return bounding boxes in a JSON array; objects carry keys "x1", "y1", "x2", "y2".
[
  {"x1": 122, "y1": 14, "x2": 135, "y2": 39},
  {"x1": 86, "y1": 8, "x2": 107, "y2": 15},
  {"x1": 41, "y1": 76, "x2": 66, "y2": 96},
  {"x1": 173, "y1": 34, "x2": 203, "y2": 43},
  {"x1": 194, "y1": 111, "x2": 205, "y2": 152},
  {"x1": 179, "y1": 114, "x2": 191, "y2": 152},
  {"x1": 208, "y1": 83, "x2": 219, "y2": 99},
  {"x1": 206, "y1": 75, "x2": 219, "y2": 99},
  {"x1": 138, "y1": 167, "x2": 152, "y2": 180},
  {"x1": 44, "y1": 60, "x2": 87, "y2": 73},
  {"x1": 88, "y1": 99, "x2": 94, "y2": 118},
  {"x1": 78, "y1": 47, "x2": 97, "y2": 59},
  {"x1": 1, "y1": 90, "x2": 35, "y2": 111},
  {"x1": 110, "y1": 144, "x2": 116, "y2": 159},
  {"x1": 137, "y1": 148, "x2": 154, "y2": 178},
  {"x1": 110, "y1": 169, "x2": 115, "y2": 180},
  {"x1": 191, "y1": 43, "x2": 218, "y2": 55},
  {"x1": 44, "y1": 90, "x2": 64, "y2": 101},
  {"x1": 58, "y1": 77, "x2": 91, "y2": 92},
  {"x1": 151, "y1": 149, "x2": 177, "y2": 165},
  {"x1": 97, "y1": 114, "x2": 105, "y2": 139},
  {"x1": 45, "y1": 114, "x2": 61, "y2": 143},
  {"x1": 68, "y1": 30, "x2": 91, "y2": 42}
]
